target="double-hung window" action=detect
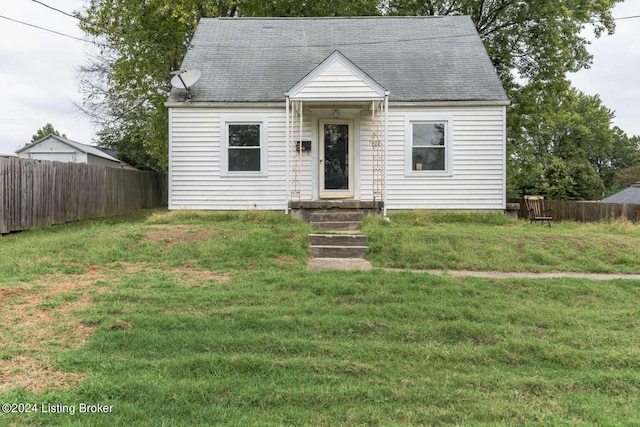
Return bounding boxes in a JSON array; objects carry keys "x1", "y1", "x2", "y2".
[
  {"x1": 221, "y1": 117, "x2": 268, "y2": 176},
  {"x1": 405, "y1": 116, "x2": 452, "y2": 176}
]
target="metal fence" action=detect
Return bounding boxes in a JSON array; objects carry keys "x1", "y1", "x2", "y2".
[
  {"x1": 508, "y1": 198, "x2": 640, "y2": 223},
  {"x1": 0, "y1": 158, "x2": 167, "y2": 233}
]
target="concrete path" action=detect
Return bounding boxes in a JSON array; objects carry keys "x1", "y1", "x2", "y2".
[
  {"x1": 308, "y1": 258, "x2": 372, "y2": 271},
  {"x1": 308, "y1": 259, "x2": 640, "y2": 280},
  {"x1": 387, "y1": 269, "x2": 640, "y2": 281}
]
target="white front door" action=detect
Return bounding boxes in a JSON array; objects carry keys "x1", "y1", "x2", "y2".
[{"x1": 319, "y1": 120, "x2": 354, "y2": 198}]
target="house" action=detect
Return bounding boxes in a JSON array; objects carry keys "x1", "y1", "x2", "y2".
[
  {"x1": 16, "y1": 134, "x2": 124, "y2": 168},
  {"x1": 166, "y1": 16, "x2": 509, "y2": 215},
  {"x1": 602, "y1": 182, "x2": 640, "y2": 204}
]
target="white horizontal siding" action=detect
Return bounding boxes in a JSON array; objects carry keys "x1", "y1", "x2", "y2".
[
  {"x1": 169, "y1": 107, "x2": 288, "y2": 210},
  {"x1": 168, "y1": 104, "x2": 506, "y2": 211},
  {"x1": 384, "y1": 106, "x2": 506, "y2": 210},
  {"x1": 291, "y1": 61, "x2": 382, "y2": 100}
]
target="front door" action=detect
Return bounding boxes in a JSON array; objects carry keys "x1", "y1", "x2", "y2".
[{"x1": 319, "y1": 120, "x2": 353, "y2": 198}]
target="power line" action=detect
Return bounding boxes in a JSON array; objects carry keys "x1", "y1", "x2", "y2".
[
  {"x1": 30, "y1": 0, "x2": 78, "y2": 20},
  {"x1": 0, "y1": 14, "x2": 86, "y2": 42},
  {"x1": 614, "y1": 15, "x2": 640, "y2": 20}
]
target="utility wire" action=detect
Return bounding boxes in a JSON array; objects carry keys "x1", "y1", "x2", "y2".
[
  {"x1": 0, "y1": 14, "x2": 86, "y2": 42},
  {"x1": 30, "y1": 0, "x2": 78, "y2": 20}
]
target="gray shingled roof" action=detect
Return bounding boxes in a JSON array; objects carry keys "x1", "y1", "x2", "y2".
[
  {"x1": 602, "y1": 183, "x2": 640, "y2": 204},
  {"x1": 168, "y1": 16, "x2": 508, "y2": 103}
]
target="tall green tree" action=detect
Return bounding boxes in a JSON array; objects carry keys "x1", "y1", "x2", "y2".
[
  {"x1": 77, "y1": 0, "x2": 379, "y2": 170},
  {"x1": 31, "y1": 123, "x2": 66, "y2": 143},
  {"x1": 506, "y1": 83, "x2": 636, "y2": 200},
  {"x1": 386, "y1": 0, "x2": 619, "y2": 89},
  {"x1": 387, "y1": 0, "x2": 624, "y2": 200},
  {"x1": 77, "y1": 1, "x2": 228, "y2": 170},
  {"x1": 79, "y1": 0, "x2": 626, "y2": 187}
]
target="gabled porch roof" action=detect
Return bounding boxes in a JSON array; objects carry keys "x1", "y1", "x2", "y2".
[{"x1": 286, "y1": 51, "x2": 387, "y2": 102}]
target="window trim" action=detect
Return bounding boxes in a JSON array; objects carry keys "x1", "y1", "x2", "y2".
[
  {"x1": 220, "y1": 116, "x2": 268, "y2": 177},
  {"x1": 405, "y1": 115, "x2": 453, "y2": 177}
]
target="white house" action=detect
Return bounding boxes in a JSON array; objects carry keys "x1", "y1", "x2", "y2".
[
  {"x1": 16, "y1": 134, "x2": 123, "y2": 168},
  {"x1": 166, "y1": 16, "x2": 509, "y2": 215}
]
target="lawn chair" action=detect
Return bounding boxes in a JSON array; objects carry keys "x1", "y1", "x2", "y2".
[{"x1": 524, "y1": 195, "x2": 553, "y2": 227}]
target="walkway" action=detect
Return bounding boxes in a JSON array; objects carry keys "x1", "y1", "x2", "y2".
[{"x1": 308, "y1": 259, "x2": 640, "y2": 280}]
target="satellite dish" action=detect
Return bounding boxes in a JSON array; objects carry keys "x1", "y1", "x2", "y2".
[{"x1": 171, "y1": 69, "x2": 201, "y2": 101}]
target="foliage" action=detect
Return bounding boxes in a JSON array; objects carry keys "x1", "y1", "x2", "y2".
[
  {"x1": 30, "y1": 123, "x2": 66, "y2": 143},
  {"x1": 606, "y1": 132, "x2": 640, "y2": 190},
  {"x1": 613, "y1": 163, "x2": 640, "y2": 190},
  {"x1": 386, "y1": 0, "x2": 633, "y2": 199},
  {"x1": 239, "y1": 0, "x2": 380, "y2": 15},
  {"x1": 76, "y1": 0, "x2": 379, "y2": 171},
  {"x1": 387, "y1": 0, "x2": 619, "y2": 89},
  {"x1": 1, "y1": 211, "x2": 639, "y2": 425},
  {"x1": 77, "y1": 1, "x2": 226, "y2": 170},
  {"x1": 77, "y1": 0, "x2": 636, "y2": 194},
  {"x1": 506, "y1": 83, "x2": 639, "y2": 199}
]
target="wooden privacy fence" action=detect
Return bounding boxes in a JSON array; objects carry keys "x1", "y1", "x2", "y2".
[
  {"x1": 1, "y1": 158, "x2": 167, "y2": 233},
  {"x1": 508, "y1": 198, "x2": 640, "y2": 223}
]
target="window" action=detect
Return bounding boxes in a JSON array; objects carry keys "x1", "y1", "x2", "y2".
[
  {"x1": 405, "y1": 117, "x2": 451, "y2": 175},
  {"x1": 221, "y1": 117, "x2": 267, "y2": 176},
  {"x1": 228, "y1": 124, "x2": 261, "y2": 171}
]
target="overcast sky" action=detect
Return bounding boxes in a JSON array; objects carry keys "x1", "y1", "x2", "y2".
[{"x1": 0, "y1": 1, "x2": 638, "y2": 155}]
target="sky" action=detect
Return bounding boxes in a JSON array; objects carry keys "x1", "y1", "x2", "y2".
[{"x1": 0, "y1": 1, "x2": 638, "y2": 155}]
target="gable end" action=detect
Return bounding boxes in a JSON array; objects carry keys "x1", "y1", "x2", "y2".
[{"x1": 286, "y1": 51, "x2": 387, "y2": 101}]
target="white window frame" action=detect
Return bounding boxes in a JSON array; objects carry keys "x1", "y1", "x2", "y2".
[
  {"x1": 405, "y1": 115, "x2": 453, "y2": 177},
  {"x1": 220, "y1": 116, "x2": 268, "y2": 177}
]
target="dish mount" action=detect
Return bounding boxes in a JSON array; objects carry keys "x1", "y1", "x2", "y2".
[{"x1": 171, "y1": 69, "x2": 201, "y2": 101}]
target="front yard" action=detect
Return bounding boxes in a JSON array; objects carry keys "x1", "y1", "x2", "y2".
[{"x1": 0, "y1": 210, "x2": 638, "y2": 425}]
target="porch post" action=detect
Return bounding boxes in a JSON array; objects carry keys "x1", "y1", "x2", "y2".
[
  {"x1": 383, "y1": 93, "x2": 389, "y2": 218},
  {"x1": 285, "y1": 96, "x2": 290, "y2": 214}
]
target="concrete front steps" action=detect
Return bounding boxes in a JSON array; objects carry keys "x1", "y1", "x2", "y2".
[
  {"x1": 308, "y1": 209, "x2": 369, "y2": 259},
  {"x1": 309, "y1": 210, "x2": 363, "y2": 232},
  {"x1": 309, "y1": 234, "x2": 369, "y2": 259}
]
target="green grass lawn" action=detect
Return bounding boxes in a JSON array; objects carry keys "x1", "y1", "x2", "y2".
[
  {"x1": 364, "y1": 211, "x2": 640, "y2": 273},
  {"x1": 0, "y1": 210, "x2": 638, "y2": 426}
]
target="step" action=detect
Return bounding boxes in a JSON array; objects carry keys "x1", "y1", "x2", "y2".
[
  {"x1": 308, "y1": 234, "x2": 368, "y2": 246},
  {"x1": 309, "y1": 211, "x2": 364, "y2": 223},
  {"x1": 310, "y1": 221, "x2": 362, "y2": 232},
  {"x1": 309, "y1": 245, "x2": 369, "y2": 259}
]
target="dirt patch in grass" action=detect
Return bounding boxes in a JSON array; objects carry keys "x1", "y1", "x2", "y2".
[
  {"x1": 0, "y1": 261, "x2": 232, "y2": 392},
  {"x1": 170, "y1": 266, "x2": 231, "y2": 286},
  {"x1": 0, "y1": 269, "x2": 112, "y2": 392},
  {"x1": 136, "y1": 225, "x2": 213, "y2": 249},
  {"x1": 275, "y1": 255, "x2": 301, "y2": 265}
]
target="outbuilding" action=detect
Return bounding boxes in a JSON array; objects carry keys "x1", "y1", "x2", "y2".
[{"x1": 16, "y1": 134, "x2": 123, "y2": 168}]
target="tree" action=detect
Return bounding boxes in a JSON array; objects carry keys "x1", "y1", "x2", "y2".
[
  {"x1": 77, "y1": 1, "x2": 217, "y2": 170},
  {"x1": 76, "y1": 0, "x2": 380, "y2": 170},
  {"x1": 387, "y1": 0, "x2": 625, "y2": 200},
  {"x1": 609, "y1": 134, "x2": 640, "y2": 191},
  {"x1": 507, "y1": 83, "x2": 626, "y2": 199},
  {"x1": 78, "y1": 0, "x2": 626, "y2": 185},
  {"x1": 31, "y1": 123, "x2": 66, "y2": 143},
  {"x1": 386, "y1": 0, "x2": 620, "y2": 89},
  {"x1": 238, "y1": 0, "x2": 380, "y2": 16}
]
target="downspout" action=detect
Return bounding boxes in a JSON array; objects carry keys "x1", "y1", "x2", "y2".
[
  {"x1": 383, "y1": 93, "x2": 389, "y2": 218},
  {"x1": 285, "y1": 96, "x2": 290, "y2": 214}
]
